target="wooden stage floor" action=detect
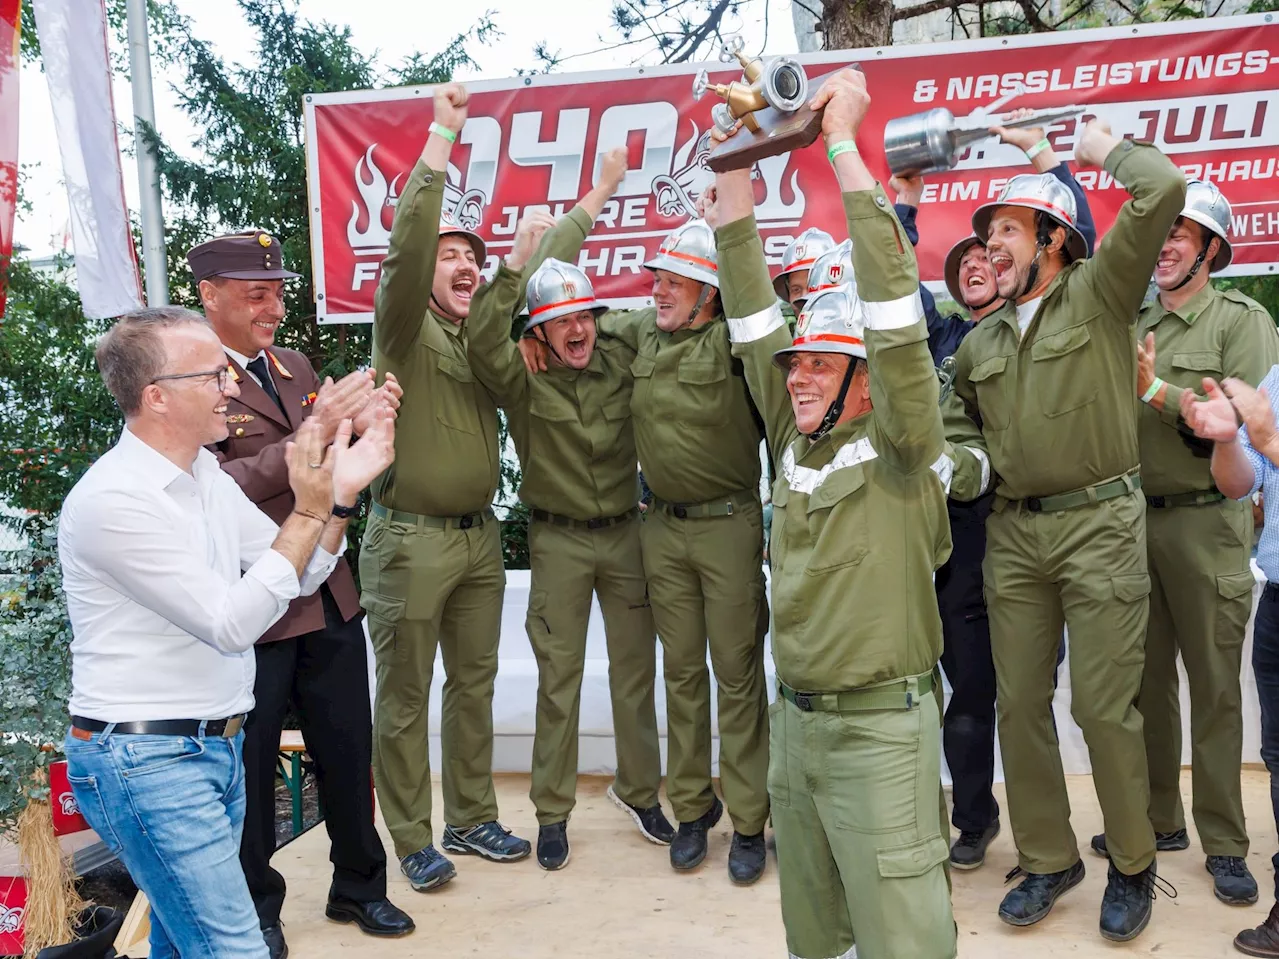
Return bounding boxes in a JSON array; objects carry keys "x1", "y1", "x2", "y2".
[{"x1": 130, "y1": 769, "x2": 1274, "y2": 958}]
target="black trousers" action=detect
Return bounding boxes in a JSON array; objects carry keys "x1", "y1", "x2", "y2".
[
  {"x1": 936, "y1": 493, "x2": 1001, "y2": 834},
  {"x1": 240, "y1": 586, "x2": 387, "y2": 927}
]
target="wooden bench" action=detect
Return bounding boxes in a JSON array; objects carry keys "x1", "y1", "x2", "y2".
[{"x1": 277, "y1": 729, "x2": 310, "y2": 838}]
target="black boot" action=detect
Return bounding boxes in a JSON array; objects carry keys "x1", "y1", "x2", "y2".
[
  {"x1": 1234, "y1": 901, "x2": 1279, "y2": 957},
  {"x1": 670, "y1": 796, "x2": 723, "y2": 871},
  {"x1": 997, "y1": 860, "x2": 1086, "y2": 926},
  {"x1": 536, "y1": 821, "x2": 571, "y2": 871},
  {"x1": 950, "y1": 820, "x2": 1000, "y2": 870},
  {"x1": 1100, "y1": 858, "x2": 1175, "y2": 942},
  {"x1": 1091, "y1": 827, "x2": 1188, "y2": 857},
  {"x1": 1209, "y1": 855, "x2": 1260, "y2": 906},
  {"x1": 728, "y1": 832, "x2": 766, "y2": 885}
]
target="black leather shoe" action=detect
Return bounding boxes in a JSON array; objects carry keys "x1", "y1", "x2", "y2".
[
  {"x1": 537, "y1": 821, "x2": 571, "y2": 871},
  {"x1": 670, "y1": 796, "x2": 723, "y2": 871},
  {"x1": 325, "y1": 896, "x2": 416, "y2": 937},
  {"x1": 1209, "y1": 856, "x2": 1260, "y2": 906},
  {"x1": 728, "y1": 831, "x2": 766, "y2": 885},
  {"x1": 1234, "y1": 901, "x2": 1279, "y2": 957},
  {"x1": 261, "y1": 922, "x2": 288, "y2": 959},
  {"x1": 1091, "y1": 828, "x2": 1188, "y2": 857},
  {"x1": 950, "y1": 820, "x2": 1000, "y2": 870},
  {"x1": 998, "y1": 860, "x2": 1086, "y2": 926},
  {"x1": 1100, "y1": 859, "x2": 1174, "y2": 942}
]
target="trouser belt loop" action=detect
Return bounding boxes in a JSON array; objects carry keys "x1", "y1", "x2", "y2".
[{"x1": 197, "y1": 719, "x2": 209, "y2": 737}]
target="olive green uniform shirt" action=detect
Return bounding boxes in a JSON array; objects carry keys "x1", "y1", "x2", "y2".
[
  {"x1": 717, "y1": 188, "x2": 951, "y2": 692},
  {"x1": 369, "y1": 159, "x2": 501, "y2": 516},
  {"x1": 1136, "y1": 283, "x2": 1276, "y2": 496},
  {"x1": 464, "y1": 259, "x2": 642, "y2": 521},
  {"x1": 598, "y1": 307, "x2": 764, "y2": 505},
  {"x1": 951, "y1": 142, "x2": 1188, "y2": 501}
]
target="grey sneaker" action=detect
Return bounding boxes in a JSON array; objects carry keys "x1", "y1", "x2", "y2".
[{"x1": 441, "y1": 821, "x2": 531, "y2": 862}]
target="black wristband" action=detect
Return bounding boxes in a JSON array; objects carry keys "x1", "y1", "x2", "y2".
[{"x1": 331, "y1": 503, "x2": 357, "y2": 519}]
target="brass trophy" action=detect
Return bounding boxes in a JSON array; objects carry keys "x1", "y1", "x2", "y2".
[{"x1": 694, "y1": 37, "x2": 848, "y2": 173}]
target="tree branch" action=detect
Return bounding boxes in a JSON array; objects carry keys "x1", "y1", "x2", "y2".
[
  {"x1": 893, "y1": 0, "x2": 962, "y2": 22},
  {"x1": 663, "y1": 0, "x2": 733, "y2": 63},
  {"x1": 1016, "y1": 0, "x2": 1055, "y2": 31}
]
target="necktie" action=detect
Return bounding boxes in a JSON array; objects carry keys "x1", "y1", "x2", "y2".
[{"x1": 246, "y1": 355, "x2": 286, "y2": 416}]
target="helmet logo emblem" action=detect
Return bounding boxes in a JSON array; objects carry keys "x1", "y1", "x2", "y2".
[
  {"x1": 796, "y1": 312, "x2": 811, "y2": 336},
  {"x1": 794, "y1": 243, "x2": 806, "y2": 260},
  {"x1": 828, "y1": 264, "x2": 844, "y2": 283},
  {"x1": 562, "y1": 279, "x2": 577, "y2": 298}
]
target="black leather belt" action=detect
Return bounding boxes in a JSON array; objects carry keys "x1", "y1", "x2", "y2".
[
  {"x1": 529, "y1": 507, "x2": 637, "y2": 530},
  {"x1": 71, "y1": 714, "x2": 247, "y2": 738}
]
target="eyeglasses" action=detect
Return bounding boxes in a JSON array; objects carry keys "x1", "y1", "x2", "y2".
[{"x1": 151, "y1": 368, "x2": 229, "y2": 391}]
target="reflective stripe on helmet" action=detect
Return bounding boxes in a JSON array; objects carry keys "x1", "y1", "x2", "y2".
[
  {"x1": 791, "y1": 333, "x2": 865, "y2": 348},
  {"x1": 655, "y1": 248, "x2": 718, "y2": 272},
  {"x1": 530, "y1": 295, "x2": 597, "y2": 317}
]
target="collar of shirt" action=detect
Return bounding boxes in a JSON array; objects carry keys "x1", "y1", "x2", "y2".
[
  {"x1": 1160, "y1": 281, "x2": 1217, "y2": 325},
  {"x1": 117, "y1": 424, "x2": 219, "y2": 488},
  {"x1": 223, "y1": 345, "x2": 268, "y2": 388}
]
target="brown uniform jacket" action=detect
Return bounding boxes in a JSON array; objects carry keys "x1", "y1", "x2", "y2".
[{"x1": 208, "y1": 346, "x2": 361, "y2": 642}]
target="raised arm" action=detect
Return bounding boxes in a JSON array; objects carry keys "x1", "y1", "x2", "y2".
[
  {"x1": 373, "y1": 84, "x2": 468, "y2": 360},
  {"x1": 814, "y1": 70, "x2": 942, "y2": 473},
  {"x1": 715, "y1": 168, "x2": 799, "y2": 466},
  {"x1": 1073, "y1": 121, "x2": 1186, "y2": 324},
  {"x1": 465, "y1": 261, "x2": 532, "y2": 409}
]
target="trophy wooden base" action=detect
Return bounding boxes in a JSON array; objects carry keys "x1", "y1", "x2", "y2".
[{"x1": 705, "y1": 67, "x2": 847, "y2": 173}]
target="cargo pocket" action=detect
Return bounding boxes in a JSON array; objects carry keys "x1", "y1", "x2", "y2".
[
  {"x1": 1031, "y1": 323, "x2": 1098, "y2": 417},
  {"x1": 428, "y1": 340, "x2": 482, "y2": 434},
  {"x1": 1214, "y1": 570, "x2": 1257, "y2": 649},
  {"x1": 876, "y1": 835, "x2": 953, "y2": 949},
  {"x1": 1110, "y1": 572, "x2": 1152, "y2": 666},
  {"x1": 766, "y1": 699, "x2": 790, "y2": 808},
  {"x1": 362, "y1": 593, "x2": 407, "y2": 668},
  {"x1": 826, "y1": 706, "x2": 920, "y2": 834},
  {"x1": 676, "y1": 360, "x2": 730, "y2": 427}
]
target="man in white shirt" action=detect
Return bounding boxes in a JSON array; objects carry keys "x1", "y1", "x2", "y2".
[{"x1": 59, "y1": 306, "x2": 395, "y2": 959}]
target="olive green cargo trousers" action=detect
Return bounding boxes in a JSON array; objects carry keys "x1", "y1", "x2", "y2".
[
  {"x1": 1140, "y1": 500, "x2": 1256, "y2": 857},
  {"x1": 526, "y1": 515, "x2": 662, "y2": 825},
  {"x1": 360, "y1": 511, "x2": 503, "y2": 858},
  {"x1": 640, "y1": 499, "x2": 770, "y2": 834},
  {"x1": 770, "y1": 675, "x2": 957, "y2": 959},
  {"x1": 985, "y1": 489, "x2": 1157, "y2": 876}
]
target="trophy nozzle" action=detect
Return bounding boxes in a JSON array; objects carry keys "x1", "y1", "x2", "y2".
[
  {"x1": 693, "y1": 69, "x2": 710, "y2": 101},
  {"x1": 711, "y1": 103, "x2": 738, "y2": 136},
  {"x1": 760, "y1": 57, "x2": 808, "y2": 113}
]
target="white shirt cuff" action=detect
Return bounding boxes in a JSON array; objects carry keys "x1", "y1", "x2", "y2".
[
  {"x1": 247, "y1": 548, "x2": 302, "y2": 604},
  {"x1": 964, "y1": 446, "x2": 992, "y2": 494},
  {"x1": 862, "y1": 291, "x2": 923, "y2": 331},
  {"x1": 727, "y1": 303, "x2": 786, "y2": 343}
]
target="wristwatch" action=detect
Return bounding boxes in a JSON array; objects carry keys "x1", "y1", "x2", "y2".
[{"x1": 331, "y1": 503, "x2": 357, "y2": 519}]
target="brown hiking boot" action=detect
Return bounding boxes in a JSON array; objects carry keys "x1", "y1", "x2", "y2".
[{"x1": 1233, "y1": 901, "x2": 1280, "y2": 952}]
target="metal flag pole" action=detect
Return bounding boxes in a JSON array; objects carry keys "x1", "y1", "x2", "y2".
[{"x1": 125, "y1": 0, "x2": 168, "y2": 305}]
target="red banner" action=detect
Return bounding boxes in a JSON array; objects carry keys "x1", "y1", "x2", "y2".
[
  {"x1": 305, "y1": 15, "x2": 1279, "y2": 323},
  {"x1": 0, "y1": 876, "x2": 25, "y2": 955},
  {"x1": 48, "y1": 761, "x2": 90, "y2": 837},
  {"x1": 0, "y1": 0, "x2": 19, "y2": 319}
]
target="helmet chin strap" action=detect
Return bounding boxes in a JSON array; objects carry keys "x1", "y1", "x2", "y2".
[
  {"x1": 684, "y1": 283, "x2": 713, "y2": 328},
  {"x1": 430, "y1": 292, "x2": 466, "y2": 323},
  {"x1": 967, "y1": 290, "x2": 1001, "y2": 313},
  {"x1": 535, "y1": 326, "x2": 567, "y2": 367},
  {"x1": 808, "y1": 357, "x2": 859, "y2": 442},
  {"x1": 1169, "y1": 237, "x2": 1213, "y2": 292}
]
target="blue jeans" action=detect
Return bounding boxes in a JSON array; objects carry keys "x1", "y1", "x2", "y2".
[
  {"x1": 63, "y1": 728, "x2": 269, "y2": 959},
  {"x1": 1254, "y1": 582, "x2": 1278, "y2": 900}
]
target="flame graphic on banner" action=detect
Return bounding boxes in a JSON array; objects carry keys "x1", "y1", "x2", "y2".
[
  {"x1": 650, "y1": 121, "x2": 805, "y2": 223},
  {"x1": 347, "y1": 145, "x2": 402, "y2": 252}
]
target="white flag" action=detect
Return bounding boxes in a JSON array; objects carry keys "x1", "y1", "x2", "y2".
[{"x1": 33, "y1": 0, "x2": 142, "y2": 319}]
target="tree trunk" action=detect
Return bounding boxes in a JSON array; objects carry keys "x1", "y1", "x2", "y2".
[{"x1": 821, "y1": 0, "x2": 895, "y2": 50}]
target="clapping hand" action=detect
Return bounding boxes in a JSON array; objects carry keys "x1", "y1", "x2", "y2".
[
  {"x1": 312, "y1": 369, "x2": 376, "y2": 443},
  {"x1": 1180, "y1": 377, "x2": 1241, "y2": 444},
  {"x1": 352, "y1": 372, "x2": 402, "y2": 436},
  {"x1": 1223, "y1": 377, "x2": 1278, "y2": 465},
  {"x1": 332, "y1": 408, "x2": 396, "y2": 507},
  {"x1": 286, "y1": 417, "x2": 336, "y2": 521}
]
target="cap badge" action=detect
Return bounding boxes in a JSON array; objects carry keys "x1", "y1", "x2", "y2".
[{"x1": 258, "y1": 234, "x2": 273, "y2": 248}]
